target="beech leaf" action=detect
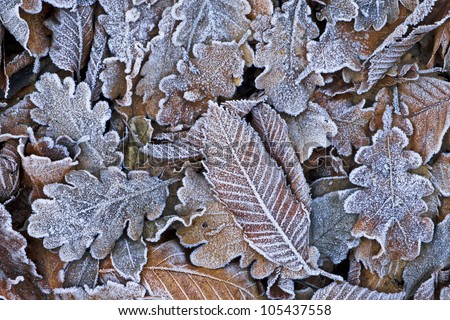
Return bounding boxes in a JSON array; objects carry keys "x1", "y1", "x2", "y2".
[{"x1": 312, "y1": 282, "x2": 405, "y2": 300}]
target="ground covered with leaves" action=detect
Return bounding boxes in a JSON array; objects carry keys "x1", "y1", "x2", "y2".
[{"x1": 1, "y1": 0, "x2": 450, "y2": 300}]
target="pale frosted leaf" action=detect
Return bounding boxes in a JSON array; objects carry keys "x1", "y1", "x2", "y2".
[
  {"x1": 28, "y1": 167, "x2": 171, "y2": 261},
  {"x1": 251, "y1": 103, "x2": 311, "y2": 207},
  {"x1": 63, "y1": 252, "x2": 99, "y2": 288},
  {"x1": 45, "y1": 6, "x2": 94, "y2": 78},
  {"x1": 284, "y1": 102, "x2": 337, "y2": 163},
  {"x1": 141, "y1": 240, "x2": 261, "y2": 299},
  {"x1": 311, "y1": 189, "x2": 360, "y2": 265},
  {"x1": 176, "y1": 168, "x2": 275, "y2": 279},
  {"x1": 0, "y1": 0, "x2": 29, "y2": 50},
  {"x1": 42, "y1": 0, "x2": 96, "y2": 8},
  {"x1": 157, "y1": 41, "x2": 245, "y2": 126},
  {"x1": 404, "y1": 215, "x2": 450, "y2": 296},
  {"x1": 99, "y1": 58, "x2": 127, "y2": 101},
  {"x1": 414, "y1": 270, "x2": 440, "y2": 299},
  {"x1": 124, "y1": 116, "x2": 153, "y2": 170},
  {"x1": 98, "y1": 0, "x2": 157, "y2": 72},
  {"x1": 354, "y1": 0, "x2": 418, "y2": 31},
  {"x1": 111, "y1": 236, "x2": 147, "y2": 282},
  {"x1": 441, "y1": 286, "x2": 450, "y2": 299},
  {"x1": 431, "y1": 152, "x2": 450, "y2": 196},
  {"x1": 312, "y1": 282, "x2": 405, "y2": 300},
  {"x1": 0, "y1": 142, "x2": 20, "y2": 202},
  {"x1": 344, "y1": 127, "x2": 434, "y2": 261},
  {"x1": 223, "y1": 98, "x2": 263, "y2": 118},
  {"x1": 316, "y1": 0, "x2": 358, "y2": 25},
  {"x1": 202, "y1": 104, "x2": 318, "y2": 273},
  {"x1": 136, "y1": 8, "x2": 183, "y2": 113},
  {"x1": 55, "y1": 281, "x2": 145, "y2": 300},
  {"x1": 30, "y1": 73, "x2": 122, "y2": 173},
  {"x1": 171, "y1": 0, "x2": 251, "y2": 50},
  {"x1": 85, "y1": 22, "x2": 108, "y2": 102},
  {"x1": 254, "y1": 0, "x2": 323, "y2": 115}
]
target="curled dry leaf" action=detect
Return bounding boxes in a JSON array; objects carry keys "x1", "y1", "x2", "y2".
[
  {"x1": 312, "y1": 281, "x2": 406, "y2": 300},
  {"x1": 202, "y1": 104, "x2": 318, "y2": 274},
  {"x1": 28, "y1": 167, "x2": 171, "y2": 261},
  {"x1": 141, "y1": 240, "x2": 261, "y2": 300}
]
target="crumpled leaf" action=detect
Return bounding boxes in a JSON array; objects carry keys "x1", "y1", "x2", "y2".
[
  {"x1": 312, "y1": 281, "x2": 405, "y2": 299},
  {"x1": 171, "y1": 0, "x2": 251, "y2": 50},
  {"x1": 344, "y1": 122, "x2": 434, "y2": 261},
  {"x1": 310, "y1": 189, "x2": 360, "y2": 265},
  {"x1": 254, "y1": 0, "x2": 324, "y2": 115},
  {"x1": 176, "y1": 168, "x2": 276, "y2": 279},
  {"x1": 157, "y1": 41, "x2": 245, "y2": 126},
  {"x1": 202, "y1": 104, "x2": 318, "y2": 274},
  {"x1": 284, "y1": 102, "x2": 337, "y2": 163},
  {"x1": 354, "y1": 0, "x2": 418, "y2": 31},
  {"x1": 111, "y1": 236, "x2": 147, "y2": 282},
  {"x1": 30, "y1": 73, "x2": 122, "y2": 173},
  {"x1": 45, "y1": 5, "x2": 94, "y2": 78},
  {"x1": 316, "y1": 0, "x2": 358, "y2": 25},
  {"x1": 28, "y1": 167, "x2": 171, "y2": 261},
  {"x1": 63, "y1": 252, "x2": 98, "y2": 288},
  {"x1": 140, "y1": 240, "x2": 261, "y2": 299},
  {"x1": 0, "y1": 0, "x2": 30, "y2": 50},
  {"x1": 54, "y1": 281, "x2": 145, "y2": 300},
  {"x1": 0, "y1": 141, "x2": 21, "y2": 202}
]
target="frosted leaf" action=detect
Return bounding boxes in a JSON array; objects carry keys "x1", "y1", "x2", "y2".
[
  {"x1": 316, "y1": 0, "x2": 358, "y2": 25},
  {"x1": 354, "y1": 0, "x2": 418, "y2": 31},
  {"x1": 251, "y1": 103, "x2": 311, "y2": 207},
  {"x1": 45, "y1": 6, "x2": 94, "y2": 78},
  {"x1": 157, "y1": 41, "x2": 245, "y2": 126},
  {"x1": 428, "y1": 20, "x2": 450, "y2": 67},
  {"x1": 0, "y1": 141, "x2": 20, "y2": 202},
  {"x1": 22, "y1": 8, "x2": 51, "y2": 58},
  {"x1": 85, "y1": 22, "x2": 108, "y2": 102},
  {"x1": 248, "y1": 0, "x2": 273, "y2": 18},
  {"x1": 254, "y1": 0, "x2": 323, "y2": 115},
  {"x1": 344, "y1": 126, "x2": 434, "y2": 261},
  {"x1": 41, "y1": 0, "x2": 97, "y2": 9},
  {"x1": 0, "y1": 97, "x2": 33, "y2": 138},
  {"x1": 0, "y1": 204, "x2": 40, "y2": 284},
  {"x1": 202, "y1": 104, "x2": 318, "y2": 274},
  {"x1": 18, "y1": 138, "x2": 77, "y2": 200},
  {"x1": 63, "y1": 253, "x2": 99, "y2": 288},
  {"x1": 111, "y1": 236, "x2": 147, "y2": 282},
  {"x1": 321, "y1": 98, "x2": 374, "y2": 157},
  {"x1": 307, "y1": 23, "x2": 361, "y2": 75},
  {"x1": 136, "y1": 8, "x2": 183, "y2": 117},
  {"x1": 359, "y1": 12, "x2": 450, "y2": 93},
  {"x1": 28, "y1": 167, "x2": 171, "y2": 261},
  {"x1": 176, "y1": 168, "x2": 276, "y2": 279},
  {"x1": 430, "y1": 153, "x2": 450, "y2": 196},
  {"x1": 413, "y1": 269, "x2": 446, "y2": 300},
  {"x1": 441, "y1": 285, "x2": 450, "y2": 299},
  {"x1": 55, "y1": 281, "x2": 145, "y2": 300},
  {"x1": 310, "y1": 189, "x2": 360, "y2": 265},
  {"x1": 30, "y1": 73, "x2": 122, "y2": 173},
  {"x1": 312, "y1": 282, "x2": 405, "y2": 300},
  {"x1": 124, "y1": 116, "x2": 153, "y2": 170},
  {"x1": 284, "y1": 102, "x2": 337, "y2": 163},
  {"x1": 0, "y1": 0, "x2": 30, "y2": 50},
  {"x1": 99, "y1": 58, "x2": 127, "y2": 101},
  {"x1": 223, "y1": 98, "x2": 263, "y2": 118},
  {"x1": 403, "y1": 215, "x2": 450, "y2": 296},
  {"x1": 171, "y1": 0, "x2": 250, "y2": 50},
  {"x1": 98, "y1": 0, "x2": 157, "y2": 72},
  {"x1": 141, "y1": 240, "x2": 261, "y2": 299}
]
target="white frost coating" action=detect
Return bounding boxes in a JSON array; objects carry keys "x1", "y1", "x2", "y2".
[
  {"x1": 312, "y1": 282, "x2": 405, "y2": 300},
  {"x1": 111, "y1": 236, "x2": 148, "y2": 282}
]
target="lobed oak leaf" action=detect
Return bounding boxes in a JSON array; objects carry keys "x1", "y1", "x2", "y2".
[
  {"x1": 111, "y1": 236, "x2": 147, "y2": 283},
  {"x1": 140, "y1": 240, "x2": 261, "y2": 299},
  {"x1": 54, "y1": 281, "x2": 145, "y2": 300},
  {"x1": 344, "y1": 125, "x2": 434, "y2": 261},
  {"x1": 28, "y1": 167, "x2": 172, "y2": 262},
  {"x1": 0, "y1": 141, "x2": 21, "y2": 202},
  {"x1": 312, "y1": 281, "x2": 405, "y2": 299},
  {"x1": 254, "y1": 0, "x2": 323, "y2": 115},
  {"x1": 316, "y1": 0, "x2": 358, "y2": 25},
  {"x1": 30, "y1": 73, "x2": 122, "y2": 173},
  {"x1": 157, "y1": 41, "x2": 246, "y2": 126},
  {"x1": 63, "y1": 252, "x2": 98, "y2": 288},
  {"x1": 202, "y1": 103, "x2": 318, "y2": 273},
  {"x1": 171, "y1": 0, "x2": 251, "y2": 50}
]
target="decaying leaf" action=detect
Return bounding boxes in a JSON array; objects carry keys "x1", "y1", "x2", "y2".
[
  {"x1": 28, "y1": 167, "x2": 171, "y2": 261},
  {"x1": 202, "y1": 103, "x2": 318, "y2": 273},
  {"x1": 141, "y1": 240, "x2": 261, "y2": 299},
  {"x1": 344, "y1": 122, "x2": 434, "y2": 261},
  {"x1": 312, "y1": 281, "x2": 406, "y2": 300},
  {"x1": 254, "y1": 0, "x2": 324, "y2": 115},
  {"x1": 45, "y1": 5, "x2": 94, "y2": 78}
]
